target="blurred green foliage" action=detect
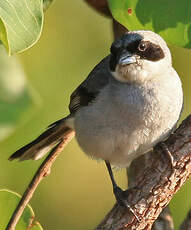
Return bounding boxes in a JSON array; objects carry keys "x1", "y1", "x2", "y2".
[
  {"x1": 0, "y1": 1, "x2": 191, "y2": 230},
  {"x1": 108, "y1": 0, "x2": 191, "y2": 48},
  {"x1": 0, "y1": 47, "x2": 36, "y2": 141},
  {"x1": 0, "y1": 0, "x2": 44, "y2": 54},
  {"x1": 0, "y1": 189, "x2": 43, "y2": 230}
]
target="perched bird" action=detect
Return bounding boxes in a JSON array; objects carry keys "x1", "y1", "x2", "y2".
[{"x1": 9, "y1": 30, "x2": 183, "y2": 208}]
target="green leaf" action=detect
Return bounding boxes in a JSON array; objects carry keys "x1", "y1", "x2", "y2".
[
  {"x1": 0, "y1": 46, "x2": 36, "y2": 141},
  {"x1": 0, "y1": 189, "x2": 43, "y2": 230},
  {"x1": 0, "y1": 0, "x2": 43, "y2": 54},
  {"x1": 43, "y1": 0, "x2": 54, "y2": 12},
  {"x1": 108, "y1": 0, "x2": 191, "y2": 48}
]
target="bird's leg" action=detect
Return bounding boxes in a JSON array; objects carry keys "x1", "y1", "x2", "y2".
[
  {"x1": 105, "y1": 161, "x2": 140, "y2": 221},
  {"x1": 105, "y1": 161, "x2": 124, "y2": 203}
]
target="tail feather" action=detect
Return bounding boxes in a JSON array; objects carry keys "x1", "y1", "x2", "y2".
[{"x1": 9, "y1": 117, "x2": 74, "y2": 161}]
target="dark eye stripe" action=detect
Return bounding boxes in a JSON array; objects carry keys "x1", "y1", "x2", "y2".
[{"x1": 136, "y1": 41, "x2": 165, "y2": 61}]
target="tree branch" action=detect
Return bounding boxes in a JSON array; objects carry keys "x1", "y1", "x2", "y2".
[
  {"x1": 95, "y1": 114, "x2": 191, "y2": 230},
  {"x1": 84, "y1": 0, "x2": 111, "y2": 17},
  {"x1": 112, "y1": 19, "x2": 128, "y2": 38},
  {"x1": 6, "y1": 129, "x2": 75, "y2": 230}
]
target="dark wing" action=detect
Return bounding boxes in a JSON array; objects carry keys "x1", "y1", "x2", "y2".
[
  {"x1": 69, "y1": 55, "x2": 112, "y2": 114},
  {"x1": 9, "y1": 56, "x2": 112, "y2": 161}
]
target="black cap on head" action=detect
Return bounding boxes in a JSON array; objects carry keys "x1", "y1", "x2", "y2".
[{"x1": 110, "y1": 33, "x2": 143, "y2": 56}]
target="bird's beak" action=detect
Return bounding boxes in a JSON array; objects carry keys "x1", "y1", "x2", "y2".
[{"x1": 118, "y1": 53, "x2": 136, "y2": 65}]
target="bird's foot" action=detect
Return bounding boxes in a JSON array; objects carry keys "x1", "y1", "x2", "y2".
[
  {"x1": 159, "y1": 142, "x2": 176, "y2": 170},
  {"x1": 113, "y1": 186, "x2": 141, "y2": 222}
]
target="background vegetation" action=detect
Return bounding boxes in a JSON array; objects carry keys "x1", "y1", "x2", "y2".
[{"x1": 1, "y1": 1, "x2": 191, "y2": 229}]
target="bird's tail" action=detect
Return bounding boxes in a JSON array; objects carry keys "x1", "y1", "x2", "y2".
[{"x1": 9, "y1": 116, "x2": 75, "y2": 161}]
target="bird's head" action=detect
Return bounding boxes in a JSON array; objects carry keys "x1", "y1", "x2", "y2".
[{"x1": 109, "y1": 30, "x2": 172, "y2": 83}]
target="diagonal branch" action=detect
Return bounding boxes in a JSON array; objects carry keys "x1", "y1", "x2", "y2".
[
  {"x1": 95, "y1": 114, "x2": 191, "y2": 230},
  {"x1": 6, "y1": 129, "x2": 75, "y2": 230}
]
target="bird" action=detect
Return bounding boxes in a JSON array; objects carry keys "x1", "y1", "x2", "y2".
[{"x1": 9, "y1": 30, "x2": 183, "y2": 210}]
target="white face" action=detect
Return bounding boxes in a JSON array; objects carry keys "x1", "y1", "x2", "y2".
[
  {"x1": 112, "y1": 55, "x2": 170, "y2": 83},
  {"x1": 110, "y1": 31, "x2": 172, "y2": 84}
]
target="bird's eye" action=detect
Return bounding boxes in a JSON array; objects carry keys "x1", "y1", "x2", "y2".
[{"x1": 138, "y1": 42, "x2": 147, "y2": 52}]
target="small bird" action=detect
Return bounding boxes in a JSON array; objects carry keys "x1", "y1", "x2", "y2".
[{"x1": 9, "y1": 30, "x2": 183, "y2": 208}]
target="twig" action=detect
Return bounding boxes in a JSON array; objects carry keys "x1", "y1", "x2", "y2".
[
  {"x1": 95, "y1": 114, "x2": 191, "y2": 230},
  {"x1": 6, "y1": 129, "x2": 75, "y2": 230}
]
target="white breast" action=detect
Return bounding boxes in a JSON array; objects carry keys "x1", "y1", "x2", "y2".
[{"x1": 74, "y1": 69, "x2": 183, "y2": 167}]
